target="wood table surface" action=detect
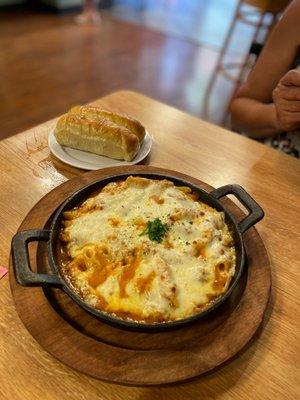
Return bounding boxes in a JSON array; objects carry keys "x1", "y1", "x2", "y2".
[{"x1": 0, "y1": 91, "x2": 299, "y2": 400}]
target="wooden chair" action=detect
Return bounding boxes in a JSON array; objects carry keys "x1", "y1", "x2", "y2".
[{"x1": 202, "y1": 0, "x2": 291, "y2": 125}]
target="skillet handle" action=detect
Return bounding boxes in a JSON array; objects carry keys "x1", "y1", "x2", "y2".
[
  {"x1": 210, "y1": 184, "x2": 264, "y2": 233},
  {"x1": 11, "y1": 229, "x2": 63, "y2": 288}
]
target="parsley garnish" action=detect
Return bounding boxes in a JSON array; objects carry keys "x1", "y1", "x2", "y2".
[{"x1": 139, "y1": 218, "x2": 168, "y2": 243}]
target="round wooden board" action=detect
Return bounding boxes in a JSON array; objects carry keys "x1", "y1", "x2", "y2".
[{"x1": 9, "y1": 166, "x2": 271, "y2": 386}]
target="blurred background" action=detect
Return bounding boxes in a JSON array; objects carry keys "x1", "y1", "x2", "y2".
[{"x1": 0, "y1": 0, "x2": 290, "y2": 140}]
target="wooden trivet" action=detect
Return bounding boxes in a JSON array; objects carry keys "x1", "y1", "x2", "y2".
[{"x1": 9, "y1": 166, "x2": 271, "y2": 385}]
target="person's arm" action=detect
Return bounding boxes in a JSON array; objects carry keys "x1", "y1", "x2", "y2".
[
  {"x1": 230, "y1": 0, "x2": 300, "y2": 138},
  {"x1": 230, "y1": 99, "x2": 278, "y2": 138}
]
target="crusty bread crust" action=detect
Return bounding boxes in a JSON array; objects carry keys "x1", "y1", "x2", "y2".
[
  {"x1": 70, "y1": 106, "x2": 146, "y2": 142},
  {"x1": 54, "y1": 111, "x2": 140, "y2": 161}
]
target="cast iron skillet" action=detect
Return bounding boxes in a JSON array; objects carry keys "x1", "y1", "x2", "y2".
[{"x1": 11, "y1": 170, "x2": 264, "y2": 332}]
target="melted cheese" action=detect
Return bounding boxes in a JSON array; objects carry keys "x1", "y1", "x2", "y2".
[{"x1": 60, "y1": 176, "x2": 236, "y2": 323}]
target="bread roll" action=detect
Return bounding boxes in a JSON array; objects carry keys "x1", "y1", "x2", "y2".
[
  {"x1": 54, "y1": 113, "x2": 140, "y2": 161},
  {"x1": 69, "y1": 106, "x2": 146, "y2": 142}
]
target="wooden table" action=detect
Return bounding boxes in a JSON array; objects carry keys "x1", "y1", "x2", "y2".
[{"x1": 0, "y1": 91, "x2": 299, "y2": 399}]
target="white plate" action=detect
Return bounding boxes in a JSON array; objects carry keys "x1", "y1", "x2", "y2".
[{"x1": 48, "y1": 129, "x2": 152, "y2": 170}]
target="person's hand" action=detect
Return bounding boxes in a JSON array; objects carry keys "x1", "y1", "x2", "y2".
[{"x1": 272, "y1": 69, "x2": 300, "y2": 131}]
